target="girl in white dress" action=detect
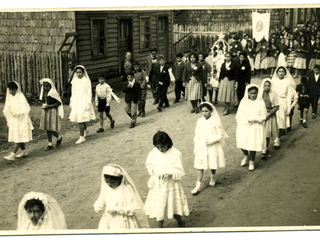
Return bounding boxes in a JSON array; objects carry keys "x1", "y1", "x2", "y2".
[
  {"x1": 3, "y1": 81, "x2": 33, "y2": 161},
  {"x1": 191, "y1": 102, "x2": 228, "y2": 195},
  {"x1": 271, "y1": 66, "x2": 295, "y2": 147},
  {"x1": 94, "y1": 164, "x2": 149, "y2": 229},
  {"x1": 17, "y1": 191, "x2": 66, "y2": 231},
  {"x1": 69, "y1": 65, "x2": 95, "y2": 144},
  {"x1": 144, "y1": 131, "x2": 189, "y2": 228},
  {"x1": 236, "y1": 84, "x2": 267, "y2": 171}
]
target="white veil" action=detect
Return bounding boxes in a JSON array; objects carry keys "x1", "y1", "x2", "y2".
[
  {"x1": 71, "y1": 65, "x2": 91, "y2": 83},
  {"x1": 3, "y1": 81, "x2": 30, "y2": 120},
  {"x1": 199, "y1": 101, "x2": 229, "y2": 139},
  {"x1": 17, "y1": 191, "x2": 67, "y2": 231},
  {"x1": 97, "y1": 164, "x2": 149, "y2": 228},
  {"x1": 39, "y1": 78, "x2": 64, "y2": 119},
  {"x1": 272, "y1": 66, "x2": 296, "y2": 88}
]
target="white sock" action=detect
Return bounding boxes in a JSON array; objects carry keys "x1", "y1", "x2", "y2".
[
  {"x1": 303, "y1": 119, "x2": 306, "y2": 123},
  {"x1": 48, "y1": 142, "x2": 53, "y2": 146}
]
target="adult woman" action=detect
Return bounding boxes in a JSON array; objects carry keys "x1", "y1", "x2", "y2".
[
  {"x1": 271, "y1": 66, "x2": 295, "y2": 147},
  {"x1": 286, "y1": 32, "x2": 299, "y2": 73},
  {"x1": 69, "y1": 65, "x2": 95, "y2": 144},
  {"x1": 293, "y1": 35, "x2": 308, "y2": 77},
  {"x1": 198, "y1": 52, "x2": 211, "y2": 102},
  {"x1": 267, "y1": 37, "x2": 279, "y2": 77},
  {"x1": 17, "y1": 191, "x2": 66, "y2": 230},
  {"x1": 217, "y1": 51, "x2": 238, "y2": 115},
  {"x1": 183, "y1": 52, "x2": 204, "y2": 113},
  {"x1": 237, "y1": 51, "x2": 251, "y2": 103},
  {"x1": 258, "y1": 79, "x2": 280, "y2": 159},
  {"x1": 254, "y1": 38, "x2": 269, "y2": 78},
  {"x1": 236, "y1": 84, "x2": 267, "y2": 171}
]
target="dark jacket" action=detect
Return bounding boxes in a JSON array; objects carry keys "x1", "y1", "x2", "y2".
[
  {"x1": 146, "y1": 54, "x2": 158, "y2": 78},
  {"x1": 122, "y1": 81, "x2": 141, "y2": 103},
  {"x1": 238, "y1": 59, "x2": 251, "y2": 85},
  {"x1": 173, "y1": 61, "x2": 185, "y2": 82},
  {"x1": 120, "y1": 59, "x2": 135, "y2": 80},
  {"x1": 155, "y1": 64, "x2": 171, "y2": 88},
  {"x1": 219, "y1": 60, "x2": 239, "y2": 82},
  {"x1": 182, "y1": 62, "x2": 205, "y2": 84},
  {"x1": 308, "y1": 72, "x2": 320, "y2": 98}
]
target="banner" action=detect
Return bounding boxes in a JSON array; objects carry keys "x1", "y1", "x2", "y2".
[{"x1": 252, "y1": 12, "x2": 270, "y2": 42}]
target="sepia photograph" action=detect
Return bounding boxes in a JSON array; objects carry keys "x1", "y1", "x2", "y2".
[{"x1": 0, "y1": 1, "x2": 320, "y2": 239}]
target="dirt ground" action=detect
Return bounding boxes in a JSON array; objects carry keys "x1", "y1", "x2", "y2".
[{"x1": 0, "y1": 76, "x2": 305, "y2": 232}]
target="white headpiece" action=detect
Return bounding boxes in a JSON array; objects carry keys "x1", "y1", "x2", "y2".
[
  {"x1": 272, "y1": 66, "x2": 296, "y2": 88},
  {"x1": 39, "y1": 78, "x2": 64, "y2": 119},
  {"x1": 17, "y1": 191, "x2": 67, "y2": 231},
  {"x1": 99, "y1": 164, "x2": 149, "y2": 228},
  {"x1": 3, "y1": 81, "x2": 30, "y2": 121}
]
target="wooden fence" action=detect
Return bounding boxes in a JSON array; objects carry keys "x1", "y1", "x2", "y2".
[
  {"x1": 173, "y1": 23, "x2": 252, "y2": 56},
  {"x1": 0, "y1": 51, "x2": 74, "y2": 96}
]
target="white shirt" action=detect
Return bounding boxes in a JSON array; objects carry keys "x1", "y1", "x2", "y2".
[
  {"x1": 160, "y1": 65, "x2": 164, "y2": 72},
  {"x1": 315, "y1": 73, "x2": 319, "y2": 82},
  {"x1": 95, "y1": 83, "x2": 112, "y2": 106}
]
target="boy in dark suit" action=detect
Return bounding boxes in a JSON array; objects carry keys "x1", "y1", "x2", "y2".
[
  {"x1": 309, "y1": 64, "x2": 320, "y2": 119},
  {"x1": 122, "y1": 72, "x2": 141, "y2": 128},
  {"x1": 173, "y1": 52, "x2": 185, "y2": 103},
  {"x1": 155, "y1": 55, "x2": 170, "y2": 112}
]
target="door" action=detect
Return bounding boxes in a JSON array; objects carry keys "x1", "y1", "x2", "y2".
[
  {"x1": 157, "y1": 16, "x2": 169, "y2": 60},
  {"x1": 119, "y1": 19, "x2": 133, "y2": 70}
]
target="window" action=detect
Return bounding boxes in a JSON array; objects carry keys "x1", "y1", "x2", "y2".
[
  {"x1": 91, "y1": 18, "x2": 107, "y2": 57},
  {"x1": 140, "y1": 17, "x2": 151, "y2": 50}
]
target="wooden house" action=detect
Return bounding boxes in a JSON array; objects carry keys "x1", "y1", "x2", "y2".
[
  {"x1": 0, "y1": 10, "x2": 173, "y2": 96},
  {"x1": 74, "y1": 10, "x2": 173, "y2": 82}
]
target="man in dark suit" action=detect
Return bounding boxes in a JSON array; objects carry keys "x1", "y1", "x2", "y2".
[
  {"x1": 309, "y1": 64, "x2": 320, "y2": 119},
  {"x1": 155, "y1": 55, "x2": 170, "y2": 112},
  {"x1": 120, "y1": 52, "x2": 135, "y2": 81},
  {"x1": 146, "y1": 48, "x2": 159, "y2": 104}
]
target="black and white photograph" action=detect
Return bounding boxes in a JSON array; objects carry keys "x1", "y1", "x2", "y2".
[{"x1": 0, "y1": 1, "x2": 320, "y2": 239}]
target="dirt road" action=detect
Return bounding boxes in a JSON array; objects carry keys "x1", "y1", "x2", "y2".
[{"x1": 1, "y1": 76, "x2": 318, "y2": 233}]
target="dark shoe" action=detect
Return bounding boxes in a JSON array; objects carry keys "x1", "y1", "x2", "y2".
[
  {"x1": 129, "y1": 121, "x2": 136, "y2": 128},
  {"x1": 157, "y1": 106, "x2": 162, "y2": 112},
  {"x1": 163, "y1": 104, "x2": 170, "y2": 108},
  {"x1": 223, "y1": 110, "x2": 229, "y2": 116},
  {"x1": 299, "y1": 119, "x2": 303, "y2": 125},
  {"x1": 234, "y1": 104, "x2": 238, "y2": 108},
  {"x1": 96, "y1": 128, "x2": 104, "y2": 133},
  {"x1": 110, "y1": 120, "x2": 115, "y2": 129},
  {"x1": 261, "y1": 153, "x2": 267, "y2": 160},
  {"x1": 195, "y1": 108, "x2": 200, "y2": 114},
  {"x1": 287, "y1": 127, "x2": 291, "y2": 132},
  {"x1": 140, "y1": 113, "x2": 146, "y2": 118},
  {"x1": 153, "y1": 100, "x2": 159, "y2": 105},
  {"x1": 190, "y1": 109, "x2": 195, "y2": 113},
  {"x1": 302, "y1": 122, "x2": 308, "y2": 128},
  {"x1": 56, "y1": 137, "x2": 63, "y2": 147},
  {"x1": 137, "y1": 112, "x2": 141, "y2": 117},
  {"x1": 312, "y1": 114, "x2": 316, "y2": 119},
  {"x1": 173, "y1": 100, "x2": 179, "y2": 103},
  {"x1": 45, "y1": 145, "x2": 53, "y2": 151}
]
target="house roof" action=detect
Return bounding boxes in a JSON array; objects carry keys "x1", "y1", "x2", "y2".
[{"x1": 0, "y1": 11, "x2": 76, "y2": 52}]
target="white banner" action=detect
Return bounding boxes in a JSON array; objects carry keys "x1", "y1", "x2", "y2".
[{"x1": 252, "y1": 12, "x2": 270, "y2": 42}]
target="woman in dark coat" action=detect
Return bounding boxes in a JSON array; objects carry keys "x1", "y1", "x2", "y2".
[
  {"x1": 217, "y1": 52, "x2": 239, "y2": 115},
  {"x1": 183, "y1": 52, "x2": 204, "y2": 113},
  {"x1": 237, "y1": 51, "x2": 251, "y2": 103}
]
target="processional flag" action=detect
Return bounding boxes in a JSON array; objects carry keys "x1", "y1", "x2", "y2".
[{"x1": 252, "y1": 11, "x2": 270, "y2": 42}]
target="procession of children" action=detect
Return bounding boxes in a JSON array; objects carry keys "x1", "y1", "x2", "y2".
[{"x1": 2, "y1": 21, "x2": 320, "y2": 231}]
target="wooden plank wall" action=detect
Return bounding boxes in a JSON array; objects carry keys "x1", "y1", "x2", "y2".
[{"x1": 75, "y1": 10, "x2": 172, "y2": 81}]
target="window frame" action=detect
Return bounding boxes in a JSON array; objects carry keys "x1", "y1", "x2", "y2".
[
  {"x1": 90, "y1": 17, "x2": 108, "y2": 59},
  {"x1": 139, "y1": 16, "x2": 151, "y2": 52}
]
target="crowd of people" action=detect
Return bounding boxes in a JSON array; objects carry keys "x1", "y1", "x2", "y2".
[{"x1": 2, "y1": 19, "x2": 320, "y2": 231}]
